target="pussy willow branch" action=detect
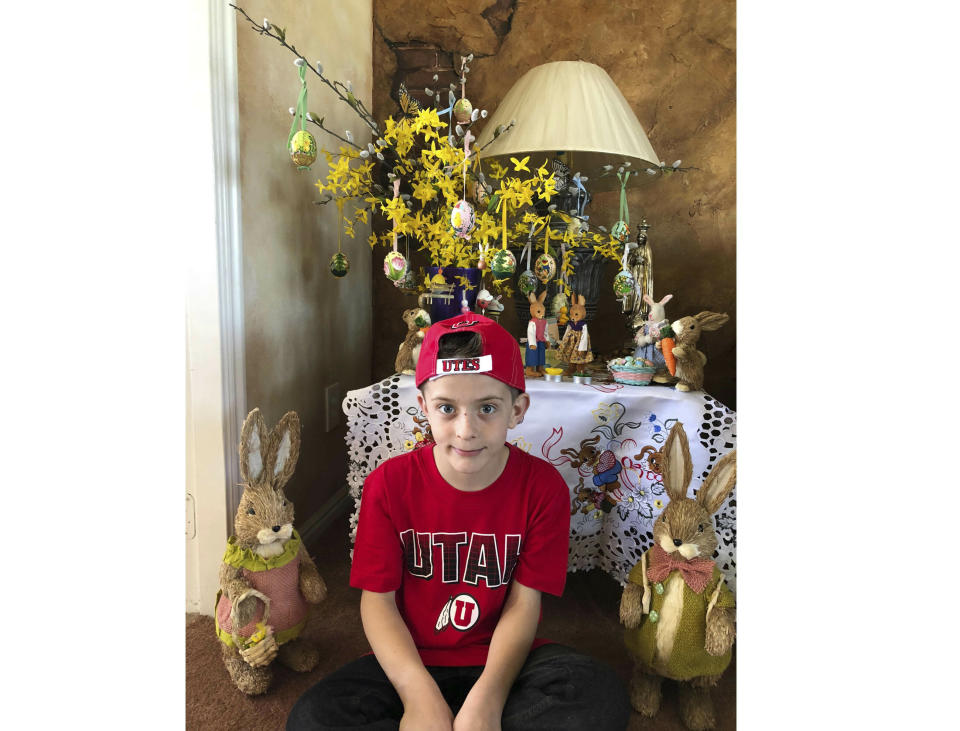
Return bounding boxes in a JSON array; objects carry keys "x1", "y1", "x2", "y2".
[{"x1": 231, "y1": 4, "x2": 378, "y2": 138}]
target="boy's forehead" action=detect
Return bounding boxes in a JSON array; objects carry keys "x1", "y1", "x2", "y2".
[{"x1": 422, "y1": 373, "x2": 511, "y2": 399}]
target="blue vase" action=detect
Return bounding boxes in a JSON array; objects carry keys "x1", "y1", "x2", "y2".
[{"x1": 427, "y1": 267, "x2": 481, "y2": 322}]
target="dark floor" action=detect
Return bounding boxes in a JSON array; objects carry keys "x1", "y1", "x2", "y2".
[{"x1": 186, "y1": 521, "x2": 735, "y2": 730}]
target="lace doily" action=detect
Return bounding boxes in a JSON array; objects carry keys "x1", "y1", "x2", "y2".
[{"x1": 344, "y1": 376, "x2": 736, "y2": 592}]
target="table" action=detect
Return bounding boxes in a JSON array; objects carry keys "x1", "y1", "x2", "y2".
[{"x1": 343, "y1": 375, "x2": 737, "y2": 590}]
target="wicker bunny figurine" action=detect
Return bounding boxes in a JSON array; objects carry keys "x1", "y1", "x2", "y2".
[
  {"x1": 215, "y1": 408, "x2": 328, "y2": 695},
  {"x1": 395, "y1": 298, "x2": 431, "y2": 375},
  {"x1": 619, "y1": 422, "x2": 736, "y2": 730},
  {"x1": 669, "y1": 312, "x2": 729, "y2": 392}
]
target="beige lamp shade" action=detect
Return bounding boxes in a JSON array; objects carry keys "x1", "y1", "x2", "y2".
[{"x1": 475, "y1": 60, "x2": 662, "y2": 192}]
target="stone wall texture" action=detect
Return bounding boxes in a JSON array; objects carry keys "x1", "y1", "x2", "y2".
[{"x1": 371, "y1": 0, "x2": 736, "y2": 409}]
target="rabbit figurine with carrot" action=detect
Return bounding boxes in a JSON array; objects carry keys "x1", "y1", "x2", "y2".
[
  {"x1": 619, "y1": 422, "x2": 736, "y2": 730},
  {"x1": 215, "y1": 408, "x2": 328, "y2": 695}
]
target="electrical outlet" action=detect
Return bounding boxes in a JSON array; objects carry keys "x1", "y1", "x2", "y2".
[
  {"x1": 186, "y1": 493, "x2": 196, "y2": 538},
  {"x1": 325, "y1": 382, "x2": 343, "y2": 432}
]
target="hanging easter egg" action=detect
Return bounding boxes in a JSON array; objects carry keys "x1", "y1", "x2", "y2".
[
  {"x1": 450, "y1": 200, "x2": 475, "y2": 239},
  {"x1": 453, "y1": 97, "x2": 473, "y2": 124},
  {"x1": 329, "y1": 251, "x2": 350, "y2": 278},
  {"x1": 518, "y1": 269, "x2": 538, "y2": 296},
  {"x1": 383, "y1": 250, "x2": 408, "y2": 281},
  {"x1": 289, "y1": 129, "x2": 317, "y2": 168},
  {"x1": 551, "y1": 291, "x2": 569, "y2": 316},
  {"x1": 535, "y1": 252, "x2": 557, "y2": 283},
  {"x1": 490, "y1": 248, "x2": 517, "y2": 278},
  {"x1": 613, "y1": 268, "x2": 635, "y2": 296},
  {"x1": 611, "y1": 220, "x2": 630, "y2": 242}
]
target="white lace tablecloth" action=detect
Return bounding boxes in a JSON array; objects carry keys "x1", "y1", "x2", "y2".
[{"x1": 343, "y1": 375, "x2": 737, "y2": 591}]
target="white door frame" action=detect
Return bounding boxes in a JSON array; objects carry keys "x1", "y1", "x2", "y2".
[{"x1": 209, "y1": 0, "x2": 247, "y2": 531}]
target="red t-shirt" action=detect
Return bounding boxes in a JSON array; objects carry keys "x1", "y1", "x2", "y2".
[{"x1": 350, "y1": 442, "x2": 570, "y2": 666}]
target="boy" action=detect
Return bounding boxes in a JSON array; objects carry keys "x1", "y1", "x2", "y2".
[{"x1": 288, "y1": 313, "x2": 630, "y2": 730}]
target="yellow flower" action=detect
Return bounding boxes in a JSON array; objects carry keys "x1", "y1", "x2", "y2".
[
  {"x1": 488, "y1": 159, "x2": 507, "y2": 180},
  {"x1": 510, "y1": 155, "x2": 531, "y2": 172},
  {"x1": 404, "y1": 439, "x2": 415, "y2": 451},
  {"x1": 380, "y1": 196, "x2": 407, "y2": 225},
  {"x1": 538, "y1": 176, "x2": 557, "y2": 203},
  {"x1": 412, "y1": 177, "x2": 438, "y2": 205}
]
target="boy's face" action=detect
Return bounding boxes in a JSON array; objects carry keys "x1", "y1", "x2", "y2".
[{"x1": 417, "y1": 373, "x2": 530, "y2": 490}]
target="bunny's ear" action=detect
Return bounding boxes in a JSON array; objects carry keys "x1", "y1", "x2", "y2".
[
  {"x1": 238, "y1": 408, "x2": 269, "y2": 484},
  {"x1": 660, "y1": 422, "x2": 693, "y2": 502},
  {"x1": 642, "y1": 294, "x2": 655, "y2": 306},
  {"x1": 528, "y1": 292, "x2": 537, "y2": 304},
  {"x1": 696, "y1": 450, "x2": 736, "y2": 514},
  {"x1": 538, "y1": 290, "x2": 547, "y2": 303},
  {"x1": 577, "y1": 294, "x2": 586, "y2": 306},
  {"x1": 658, "y1": 294, "x2": 673, "y2": 305},
  {"x1": 695, "y1": 311, "x2": 730, "y2": 331},
  {"x1": 265, "y1": 411, "x2": 301, "y2": 491}
]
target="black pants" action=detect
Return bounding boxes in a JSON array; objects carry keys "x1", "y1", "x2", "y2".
[{"x1": 287, "y1": 644, "x2": 630, "y2": 730}]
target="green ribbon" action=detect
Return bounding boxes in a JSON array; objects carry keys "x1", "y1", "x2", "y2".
[
  {"x1": 287, "y1": 63, "x2": 309, "y2": 153},
  {"x1": 617, "y1": 170, "x2": 629, "y2": 228}
]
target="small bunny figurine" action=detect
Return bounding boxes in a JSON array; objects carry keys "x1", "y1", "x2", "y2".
[
  {"x1": 669, "y1": 312, "x2": 730, "y2": 392},
  {"x1": 395, "y1": 298, "x2": 431, "y2": 375},
  {"x1": 619, "y1": 422, "x2": 736, "y2": 730},
  {"x1": 557, "y1": 293, "x2": 593, "y2": 376},
  {"x1": 634, "y1": 293, "x2": 672, "y2": 377},
  {"x1": 523, "y1": 290, "x2": 549, "y2": 377},
  {"x1": 215, "y1": 409, "x2": 328, "y2": 695}
]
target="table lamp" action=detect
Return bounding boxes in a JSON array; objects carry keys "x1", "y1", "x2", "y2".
[{"x1": 474, "y1": 60, "x2": 662, "y2": 192}]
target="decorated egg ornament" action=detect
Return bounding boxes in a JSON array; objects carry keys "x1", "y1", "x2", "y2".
[
  {"x1": 450, "y1": 200, "x2": 475, "y2": 238},
  {"x1": 289, "y1": 129, "x2": 317, "y2": 168},
  {"x1": 383, "y1": 250, "x2": 408, "y2": 281},
  {"x1": 490, "y1": 248, "x2": 517, "y2": 278},
  {"x1": 613, "y1": 269, "x2": 636, "y2": 296},
  {"x1": 329, "y1": 251, "x2": 350, "y2": 277},
  {"x1": 518, "y1": 269, "x2": 538, "y2": 296},
  {"x1": 453, "y1": 97, "x2": 473, "y2": 124},
  {"x1": 535, "y1": 252, "x2": 557, "y2": 283}
]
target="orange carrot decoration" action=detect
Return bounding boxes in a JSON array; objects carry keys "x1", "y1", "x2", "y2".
[{"x1": 659, "y1": 324, "x2": 677, "y2": 376}]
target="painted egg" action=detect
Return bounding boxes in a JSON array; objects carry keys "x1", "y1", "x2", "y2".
[
  {"x1": 450, "y1": 200, "x2": 475, "y2": 238},
  {"x1": 289, "y1": 129, "x2": 317, "y2": 168},
  {"x1": 490, "y1": 248, "x2": 517, "y2": 278},
  {"x1": 517, "y1": 269, "x2": 538, "y2": 296},
  {"x1": 535, "y1": 253, "x2": 556, "y2": 283},
  {"x1": 551, "y1": 291, "x2": 569, "y2": 316},
  {"x1": 611, "y1": 220, "x2": 630, "y2": 242},
  {"x1": 383, "y1": 250, "x2": 408, "y2": 281},
  {"x1": 613, "y1": 269, "x2": 635, "y2": 296},
  {"x1": 329, "y1": 251, "x2": 349, "y2": 277},
  {"x1": 453, "y1": 97, "x2": 473, "y2": 125}
]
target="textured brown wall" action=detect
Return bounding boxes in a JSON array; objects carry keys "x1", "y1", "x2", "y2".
[
  {"x1": 370, "y1": 0, "x2": 736, "y2": 410},
  {"x1": 235, "y1": 0, "x2": 373, "y2": 522}
]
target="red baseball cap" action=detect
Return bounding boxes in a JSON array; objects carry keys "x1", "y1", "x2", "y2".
[{"x1": 415, "y1": 313, "x2": 525, "y2": 393}]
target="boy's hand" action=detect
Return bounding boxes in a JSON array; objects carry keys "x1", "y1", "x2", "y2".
[
  {"x1": 453, "y1": 690, "x2": 502, "y2": 730},
  {"x1": 400, "y1": 690, "x2": 454, "y2": 731}
]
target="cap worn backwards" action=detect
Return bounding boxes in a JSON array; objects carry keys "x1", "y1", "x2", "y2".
[{"x1": 414, "y1": 313, "x2": 525, "y2": 393}]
